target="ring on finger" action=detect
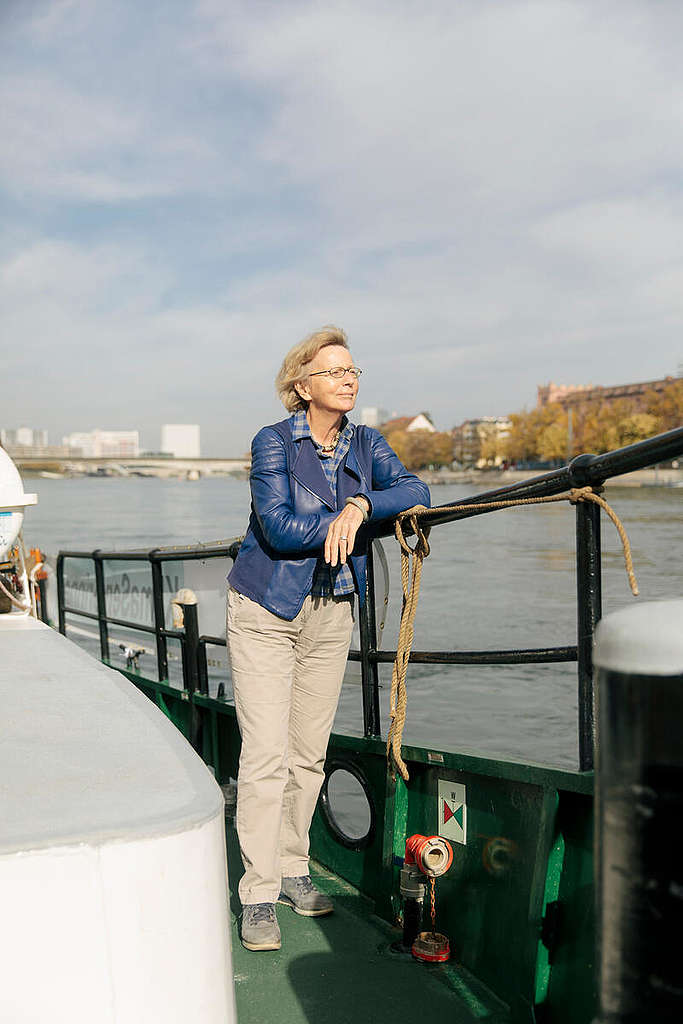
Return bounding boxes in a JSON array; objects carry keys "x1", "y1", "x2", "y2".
[{"x1": 340, "y1": 535, "x2": 348, "y2": 542}]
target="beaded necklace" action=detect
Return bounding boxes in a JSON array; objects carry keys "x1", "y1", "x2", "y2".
[{"x1": 315, "y1": 429, "x2": 341, "y2": 455}]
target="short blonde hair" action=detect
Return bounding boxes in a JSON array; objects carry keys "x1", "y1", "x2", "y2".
[{"x1": 276, "y1": 325, "x2": 349, "y2": 412}]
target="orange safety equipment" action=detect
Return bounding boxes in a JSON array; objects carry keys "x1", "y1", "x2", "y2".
[
  {"x1": 30, "y1": 548, "x2": 48, "y2": 581},
  {"x1": 404, "y1": 834, "x2": 453, "y2": 877}
]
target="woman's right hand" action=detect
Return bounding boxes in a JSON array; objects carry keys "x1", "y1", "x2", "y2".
[{"x1": 324, "y1": 502, "x2": 366, "y2": 566}]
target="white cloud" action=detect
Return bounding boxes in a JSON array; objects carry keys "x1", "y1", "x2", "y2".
[
  {"x1": 1, "y1": 0, "x2": 681, "y2": 450},
  {"x1": 0, "y1": 72, "x2": 223, "y2": 201},
  {"x1": 533, "y1": 198, "x2": 683, "y2": 276},
  {"x1": 194, "y1": 1, "x2": 683, "y2": 230}
]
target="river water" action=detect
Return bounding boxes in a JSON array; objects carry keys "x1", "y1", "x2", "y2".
[{"x1": 24, "y1": 476, "x2": 681, "y2": 771}]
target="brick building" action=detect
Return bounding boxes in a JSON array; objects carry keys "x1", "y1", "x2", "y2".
[{"x1": 537, "y1": 376, "x2": 677, "y2": 411}]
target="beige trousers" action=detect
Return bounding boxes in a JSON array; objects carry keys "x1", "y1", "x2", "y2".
[{"x1": 226, "y1": 587, "x2": 354, "y2": 905}]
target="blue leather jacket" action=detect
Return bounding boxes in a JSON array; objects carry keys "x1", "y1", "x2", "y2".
[{"x1": 228, "y1": 417, "x2": 431, "y2": 619}]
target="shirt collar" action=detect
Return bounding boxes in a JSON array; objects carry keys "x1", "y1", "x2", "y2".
[{"x1": 290, "y1": 409, "x2": 354, "y2": 443}]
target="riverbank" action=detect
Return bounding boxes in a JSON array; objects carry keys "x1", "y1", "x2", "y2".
[
  {"x1": 421, "y1": 467, "x2": 683, "y2": 488},
  {"x1": 17, "y1": 461, "x2": 682, "y2": 488}
]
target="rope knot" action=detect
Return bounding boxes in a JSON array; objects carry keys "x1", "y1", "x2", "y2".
[
  {"x1": 395, "y1": 504, "x2": 431, "y2": 558},
  {"x1": 568, "y1": 486, "x2": 594, "y2": 504}
]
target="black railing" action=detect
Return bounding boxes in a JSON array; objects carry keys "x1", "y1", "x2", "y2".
[
  {"x1": 56, "y1": 426, "x2": 683, "y2": 772},
  {"x1": 56, "y1": 542, "x2": 240, "y2": 688}
]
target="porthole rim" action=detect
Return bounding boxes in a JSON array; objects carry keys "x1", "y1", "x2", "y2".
[{"x1": 319, "y1": 758, "x2": 376, "y2": 852}]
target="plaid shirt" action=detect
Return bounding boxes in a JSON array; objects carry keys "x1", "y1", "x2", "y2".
[{"x1": 290, "y1": 409, "x2": 356, "y2": 597}]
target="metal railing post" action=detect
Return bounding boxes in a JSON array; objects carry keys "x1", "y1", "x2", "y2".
[
  {"x1": 181, "y1": 602, "x2": 201, "y2": 695},
  {"x1": 197, "y1": 640, "x2": 210, "y2": 696},
  {"x1": 359, "y1": 544, "x2": 381, "y2": 738},
  {"x1": 56, "y1": 554, "x2": 66, "y2": 635},
  {"x1": 180, "y1": 600, "x2": 202, "y2": 752},
  {"x1": 149, "y1": 554, "x2": 169, "y2": 681},
  {"x1": 93, "y1": 552, "x2": 110, "y2": 662},
  {"x1": 575, "y1": 499, "x2": 602, "y2": 771},
  {"x1": 37, "y1": 576, "x2": 49, "y2": 623}
]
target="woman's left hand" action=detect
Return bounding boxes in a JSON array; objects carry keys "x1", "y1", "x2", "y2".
[{"x1": 324, "y1": 504, "x2": 365, "y2": 566}]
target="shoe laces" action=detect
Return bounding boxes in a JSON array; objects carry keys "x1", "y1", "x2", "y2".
[
  {"x1": 246, "y1": 902, "x2": 276, "y2": 924},
  {"x1": 288, "y1": 875, "x2": 315, "y2": 896}
]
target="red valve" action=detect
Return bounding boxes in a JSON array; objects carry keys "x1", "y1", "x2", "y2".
[
  {"x1": 397, "y1": 835, "x2": 454, "y2": 963},
  {"x1": 405, "y1": 834, "x2": 453, "y2": 877}
]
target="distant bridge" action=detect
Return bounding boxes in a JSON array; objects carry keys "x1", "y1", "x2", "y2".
[{"x1": 14, "y1": 455, "x2": 250, "y2": 478}]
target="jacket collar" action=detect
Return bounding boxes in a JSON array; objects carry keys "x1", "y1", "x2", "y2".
[
  {"x1": 340, "y1": 444, "x2": 367, "y2": 490},
  {"x1": 292, "y1": 440, "x2": 336, "y2": 509},
  {"x1": 288, "y1": 412, "x2": 367, "y2": 509}
]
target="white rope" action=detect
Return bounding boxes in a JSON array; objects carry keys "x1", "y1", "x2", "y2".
[{"x1": 0, "y1": 575, "x2": 30, "y2": 611}]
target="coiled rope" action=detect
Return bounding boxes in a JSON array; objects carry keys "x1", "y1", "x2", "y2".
[{"x1": 386, "y1": 486, "x2": 638, "y2": 781}]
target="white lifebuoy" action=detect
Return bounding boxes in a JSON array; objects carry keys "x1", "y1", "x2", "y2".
[{"x1": 0, "y1": 447, "x2": 37, "y2": 559}]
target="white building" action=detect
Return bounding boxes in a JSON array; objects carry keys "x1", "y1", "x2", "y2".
[
  {"x1": 359, "y1": 407, "x2": 389, "y2": 428},
  {"x1": 452, "y1": 417, "x2": 512, "y2": 467},
  {"x1": 161, "y1": 424, "x2": 201, "y2": 459},
  {"x1": 1, "y1": 428, "x2": 48, "y2": 448},
  {"x1": 381, "y1": 413, "x2": 436, "y2": 434},
  {"x1": 63, "y1": 430, "x2": 140, "y2": 458},
  {"x1": 407, "y1": 413, "x2": 436, "y2": 433}
]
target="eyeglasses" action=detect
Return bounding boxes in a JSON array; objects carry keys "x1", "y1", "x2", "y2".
[{"x1": 308, "y1": 366, "x2": 363, "y2": 380}]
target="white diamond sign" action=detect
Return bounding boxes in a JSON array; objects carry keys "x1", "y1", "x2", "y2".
[{"x1": 438, "y1": 780, "x2": 467, "y2": 845}]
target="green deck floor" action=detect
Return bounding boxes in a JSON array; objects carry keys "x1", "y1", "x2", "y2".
[{"x1": 225, "y1": 825, "x2": 510, "y2": 1024}]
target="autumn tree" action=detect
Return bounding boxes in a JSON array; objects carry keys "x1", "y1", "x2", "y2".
[
  {"x1": 504, "y1": 404, "x2": 569, "y2": 463},
  {"x1": 644, "y1": 378, "x2": 683, "y2": 432},
  {"x1": 479, "y1": 431, "x2": 505, "y2": 466},
  {"x1": 502, "y1": 380, "x2": 679, "y2": 464},
  {"x1": 537, "y1": 413, "x2": 570, "y2": 462},
  {"x1": 580, "y1": 400, "x2": 658, "y2": 452},
  {"x1": 504, "y1": 412, "x2": 537, "y2": 463},
  {"x1": 382, "y1": 429, "x2": 454, "y2": 471}
]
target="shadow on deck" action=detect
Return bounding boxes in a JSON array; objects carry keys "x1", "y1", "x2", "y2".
[{"x1": 226, "y1": 824, "x2": 510, "y2": 1024}]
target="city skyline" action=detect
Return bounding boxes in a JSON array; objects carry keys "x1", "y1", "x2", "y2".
[
  {"x1": 3, "y1": 364, "x2": 678, "y2": 460},
  {"x1": 1, "y1": 424, "x2": 201, "y2": 459},
  {"x1": 2, "y1": 360, "x2": 678, "y2": 457},
  {"x1": 2, "y1": 2, "x2": 682, "y2": 455}
]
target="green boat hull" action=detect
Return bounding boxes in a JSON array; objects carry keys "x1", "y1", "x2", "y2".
[{"x1": 125, "y1": 667, "x2": 595, "y2": 1024}]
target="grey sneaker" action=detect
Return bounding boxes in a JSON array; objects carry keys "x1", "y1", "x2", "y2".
[
  {"x1": 241, "y1": 903, "x2": 281, "y2": 951},
  {"x1": 278, "y1": 875, "x2": 334, "y2": 917}
]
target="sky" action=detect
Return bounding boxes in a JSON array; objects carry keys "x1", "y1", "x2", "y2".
[{"x1": 1, "y1": 0, "x2": 681, "y2": 455}]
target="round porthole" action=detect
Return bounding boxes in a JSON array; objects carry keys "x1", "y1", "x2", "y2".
[{"x1": 319, "y1": 760, "x2": 375, "y2": 851}]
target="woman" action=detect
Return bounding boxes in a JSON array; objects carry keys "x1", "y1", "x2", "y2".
[{"x1": 227, "y1": 325, "x2": 430, "y2": 951}]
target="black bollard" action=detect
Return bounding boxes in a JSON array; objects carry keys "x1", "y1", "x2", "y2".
[{"x1": 594, "y1": 600, "x2": 683, "y2": 1023}]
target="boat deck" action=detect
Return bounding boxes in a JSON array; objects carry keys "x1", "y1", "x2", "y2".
[{"x1": 225, "y1": 827, "x2": 510, "y2": 1024}]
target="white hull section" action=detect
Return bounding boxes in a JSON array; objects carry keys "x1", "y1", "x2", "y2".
[
  {"x1": 0, "y1": 616, "x2": 236, "y2": 1023},
  {"x1": 0, "y1": 813, "x2": 235, "y2": 1023}
]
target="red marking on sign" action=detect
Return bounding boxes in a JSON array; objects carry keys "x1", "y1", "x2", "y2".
[{"x1": 443, "y1": 800, "x2": 454, "y2": 824}]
